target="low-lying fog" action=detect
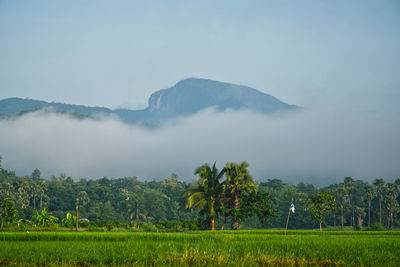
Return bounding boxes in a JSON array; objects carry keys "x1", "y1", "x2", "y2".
[{"x1": 1, "y1": 107, "x2": 399, "y2": 186}]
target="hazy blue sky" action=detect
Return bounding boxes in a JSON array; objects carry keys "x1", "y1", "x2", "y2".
[
  {"x1": 1, "y1": 0, "x2": 399, "y2": 110},
  {"x1": 1, "y1": 1, "x2": 400, "y2": 183}
]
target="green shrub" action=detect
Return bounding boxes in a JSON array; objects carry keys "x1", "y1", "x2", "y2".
[{"x1": 370, "y1": 223, "x2": 384, "y2": 231}]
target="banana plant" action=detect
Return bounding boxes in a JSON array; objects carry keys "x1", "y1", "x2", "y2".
[
  {"x1": 62, "y1": 212, "x2": 76, "y2": 228},
  {"x1": 32, "y1": 208, "x2": 58, "y2": 227}
]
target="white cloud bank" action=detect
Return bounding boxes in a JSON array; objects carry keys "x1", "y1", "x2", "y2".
[{"x1": 0, "y1": 108, "x2": 399, "y2": 185}]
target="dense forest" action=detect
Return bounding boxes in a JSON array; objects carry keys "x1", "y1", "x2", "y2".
[{"x1": 0, "y1": 156, "x2": 399, "y2": 231}]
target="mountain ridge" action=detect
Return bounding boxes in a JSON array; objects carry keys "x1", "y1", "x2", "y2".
[{"x1": 0, "y1": 78, "x2": 300, "y2": 125}]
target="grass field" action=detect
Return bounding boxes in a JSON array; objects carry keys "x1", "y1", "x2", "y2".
[{"x1": 0, "y1": 230, "x2": 399, "y2": 266}]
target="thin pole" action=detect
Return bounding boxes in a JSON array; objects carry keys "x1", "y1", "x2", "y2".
[
  {"x1": 75, "y1": 204, "x2": 79, "y2": 232},
  {"x1": 284, "y1": 208, "x2": 291, "y2": 236},
  {"x1": 284, "y1": 198, "x2": 293, "y2": 236}
]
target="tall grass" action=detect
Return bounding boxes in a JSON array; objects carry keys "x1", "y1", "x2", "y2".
[{"x1": 0, "y1": 231, "x2": 399, "y2": 266}]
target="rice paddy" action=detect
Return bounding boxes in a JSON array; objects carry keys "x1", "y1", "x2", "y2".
[{"x1": 0, "y1": 230, "x2": 399, "y2": 266}]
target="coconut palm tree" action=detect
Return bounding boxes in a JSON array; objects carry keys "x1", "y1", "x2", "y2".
[
  {"x1": 383, "y1": 183, "x2": 399, "y2": 229},
  {"x1": 224, "y1": 162, "x2": 257, "y2": 230},
  {"x1": 333, "y1": 185, "x2": 348, "y2": 230},
  {"x1": 365, "y1": 184, "x2": 373, "y2": 228},
  {"x1": 354, "y1": 206, "x2": 366, "y2": 229},
  {"x1": 344, "y1": 177, "x2": 355, "y2": 227},
  {"x1": 75, "y1": 191, "x2": 89, "y2": 232},
  {"x1": 373, "y1": 178, "x2": 385, "y2": 225},
  {"x1": 183, "y1": 162, "x2": 225, "y2": 230}
]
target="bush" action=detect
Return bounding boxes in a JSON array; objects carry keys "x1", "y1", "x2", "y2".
[
  {"x1": 370, "y1": 223, "x2": 384, "y2": 231},
  {"x1": 79, "y1": 221, "x2": 89, "y2": 228},
  {"x1": 106, "y1": 223, "x2": 114, "y2": 231}
]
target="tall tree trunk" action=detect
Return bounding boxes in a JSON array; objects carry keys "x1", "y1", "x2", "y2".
[
  {"x1": 386, "y1": 213, "x2": 388, "y2": 229},
  {"x1": 386, "y1": 212, "x2": 390, "y2": 229},
  {"x1": 210, "y1": 200, "x2": 215, "y2": 231},
  {"x1": 352, "y1": 195, "x2": 355, "y2": 229},
  {"x1": 221, "y1": 214, "x2": 227, "y2": 230},
  {"x1": 75, "y1": 204, "x2": 79, "y2": 232},
  {"x1": 357, "y1": 216, "x2": 363, "y2": 229},
  {"x1": 368, "y1": 196, "x2": 371, "y2": 228},
  {"x1": 33, "y1": 195, "x2": 36, "y2": 210},
  {"x1": 135, "y1": 203, "x2": 139, "y2": 223},
  {"x1": 319, "y1": 222, "x2": 322, "y2": 232},
  {"x1": 389, "y1": 212, "x2": 393, "y2": 229},
  {"x1": 231, "y1": 192, "x2": 240, "y2": 230},
  {"x1": 340, "y1": 204, "x2": 344, "y2": 230},
  {"x1": 379, "y1": 196, "x2": 382, "y2": 225},
  {"x1": 333, "y1": 213, "x2": 336, "y2": 227}
]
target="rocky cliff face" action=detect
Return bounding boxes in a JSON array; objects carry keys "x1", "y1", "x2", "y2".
[{"x1": 145, "y1": 78, "x2": 299, "y2": 118}]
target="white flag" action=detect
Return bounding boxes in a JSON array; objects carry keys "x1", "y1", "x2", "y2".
[{"x1": 290, "y1": 202, "x2": 295, "y2": 213}]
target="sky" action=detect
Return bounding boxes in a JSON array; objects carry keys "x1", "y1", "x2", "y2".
[{"x1": 0, "y1": 1, "x2": 399, "y2": 185}]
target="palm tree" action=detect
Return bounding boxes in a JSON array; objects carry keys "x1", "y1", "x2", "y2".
[
  {"x1": 224, "y1": 162, "x2": 257, "y2": 230},
  {"x1": 75, "y1": 191, "x2": 89, "y2": 232},
  {"x1": 334, "y1": 185, "x2": 348, "y2": 230},
  {"x1": 183, "y1": 162, "x2": 225, "y2": 230},
  {"x1": 373, "y1": 178, "x2": 385, "y2": 225},
  {"x1": 344, "y1": 177, "x2": 355, "y2": 228},
  {"x1": 121, "y1": 188, "x2": 146, "y2": 223},
  {"x1": 354, "y1": 206, "x2": 366, "y2": 229},
  {"x1": 383, "y1": 183, "x2": 399, "y2": 229},
  {"x1": 365, "y1": 184, "x2": 373, "y2": 228}
]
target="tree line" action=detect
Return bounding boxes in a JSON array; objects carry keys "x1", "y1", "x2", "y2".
[{"x1": 0, "y1": 156, "x2": 399, "y2": 231}]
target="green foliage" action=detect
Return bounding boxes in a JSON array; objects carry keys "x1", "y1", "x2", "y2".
[
  {"x1": 183, "y1": 162, "x2": 274, "y2": 230},
  {"x1": 0, "y1": 198, "x2": 18, "y2": 227},
  {"x1": 61, "y1": 212, "x2": 76, "y2": 227},
  {"x1": 224, "y1": 162, "x2": 258, "y2": 229},
  {"x1": 155, "y1": 220, "x2": 199, "y2": 232},
  {"x1": 224, "y1": 162, "x2": 257, "y2": 197},
  {"x1": 0, "y1": 158, "x2": 399, "y2": 231},
  {"x1": 76, "y1": 191, "x2": 89, "y2": 207},
  {"x1": 370, "y1": 223, "x2": 384, "y2": 231},
  {"x1": 32, "y1": 208, "x2": 58, "y2": 227},
  {"x1": 31, "y1": 168, "x2": 41, "y2": 181},
  {"x1": 308, "y1": 191, "x2": 337, "y2": 230},
  {"x1": 239, "y1": 191, "x2": 275, "y2": 224},
  {"x1": 183, "y1": 162, "x2": 225, "y2": 230}
]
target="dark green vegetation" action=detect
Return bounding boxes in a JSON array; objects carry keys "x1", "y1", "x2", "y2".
[
  {"x1": 0, "y1": 78, "x2": 299, "y2": 126},
  {"x1": 1, "y1": 155, "x2": 399, "y2": 231},
  {"x1": 0, "y1": 231, "x2": 399, "y2": 266},
  {"x1": 184, "y1": 162, "x2": 274, "y2": 231},
  {"x1": 308, "y1": 191, "x2": 337, "y2": 231}
]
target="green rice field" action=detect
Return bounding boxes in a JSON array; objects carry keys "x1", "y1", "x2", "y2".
[{"x1": 0, "y1": 230, "x2": 399, "y2": 266}]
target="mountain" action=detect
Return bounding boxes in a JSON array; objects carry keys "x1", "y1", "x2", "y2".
[
  {"x1": 0, "y1": 97, "x2": 113, "y2": 118},
  {"x1": 116, "y1": 78, "x2": 300, "y2": 124},
  {"x1": 0, "y1": 78, "x2": 300, "y2": 125}
]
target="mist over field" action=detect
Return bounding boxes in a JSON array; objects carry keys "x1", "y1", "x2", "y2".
[{"x1": 1, "y1": 107, "x2": 399, "y2": 185}]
